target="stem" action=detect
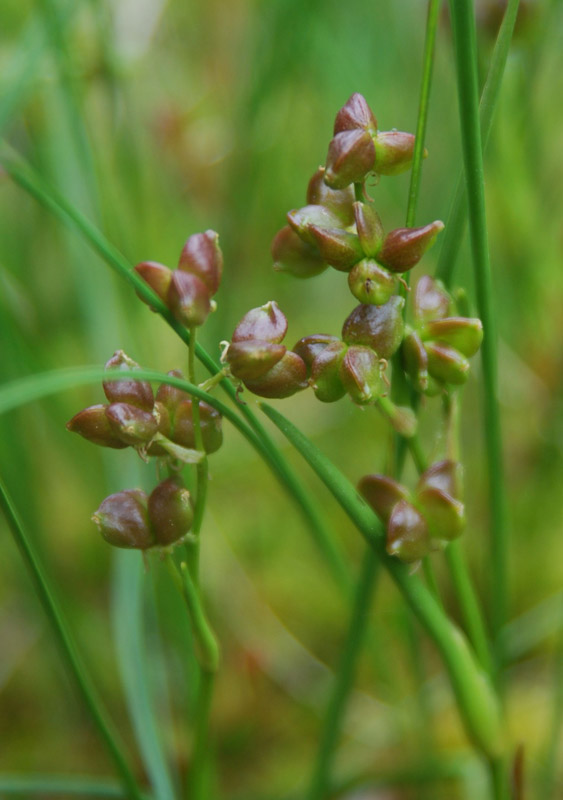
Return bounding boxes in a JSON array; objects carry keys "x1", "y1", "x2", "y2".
[
  {"x1": 538, "y1": 594, "x2": 563, "y2": 799},
  {"x1": 449, "y1": 0, "x2": 510, "y2": 687},
  {"x1": 422, "y1": 557, "x2": 442, "y2": 608},
  {"x1": 187, "y1": 326, "x2": 208, "y2": 585},
  {"x1": 0, "y1": 478, "x2": 144, "y2": 800},
  {"x1": 488, "y1": 755, "x2": 510, "y2": 800},
  {"x1": 307, "y1": 548, "x2": 379, "y2": 800}
]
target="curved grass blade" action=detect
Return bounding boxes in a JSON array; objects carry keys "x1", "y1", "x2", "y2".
[{"x1": 0, "y1": 774, "x2": 148, "y2": 798}]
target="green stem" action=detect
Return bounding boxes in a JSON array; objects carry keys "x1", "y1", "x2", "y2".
[
  {"x1": 538, "y1": 594, "x2": 563, "y2": 799},
  {"x1": 422, "y1": 557, "x2": 442, "y2": 608},
  {"x1": 307, "y1": 548, "x2": 379, "y2": 800},
  {"x1": 448, "y1": 0, "x2": 510, "y2": 687},
  {"x1": 187, "y1": 326, "x2": 208, "y2": 585},
  {"x1": 0, "y1": 478, "x2": 144, "y2": 800},
  {"x1": 0, "y1": 775, "x2": 148, "y2": 798}
]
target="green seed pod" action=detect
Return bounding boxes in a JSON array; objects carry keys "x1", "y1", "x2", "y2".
[
  {"x1": 92, "y1": 489, "x2": 154, "y2": 550},
  {"x1": 105, "y1": 402, "x2": 159, "y2": 446},
  {"x1": 308, "y1": 225, "x2": 364, "y2": 272},
  {"x1": 324, "y1": 130, "x2": 376, "y2": 190},
  {"x1": 420, "y1": 317, "x2": 483, "y2": 358},
  {"x1": 292, "y1": 334, "x2": 341, "y2": 377},
  {"x1": 414, "y1": 276, "x2": 451, "y2": 323},
  {"x1": 373, "y1": 130, "x2": 421, "y2": 176},
  {"x1": 232, "y1": 301, "x2": 288, "y2": 344},
  {"x1": 425, "y1": 341, "x2": 470, "y2": 385},
  {"x1": 103, "y1": 351, "x2": 155, "y2": 412},
  {"x1": 271, "y1": 225, "x2": 327, "y2": 279},
  {"x1": 358, "y1": 473, "x2": 410, "y2": 524},
  {"x1": 173, "y1": 399, "x2": 223, "y2": 454},
  {"x1": 333, "y1": 93, "x2": 377, "y2": 135},
  {"x1": 306, "y1": 167, "x2": 356, "y2": 226},
  {"x1": 348, "y1": 259, "x2": 397, "y2": 306},
  {"x1": 377, "y1": 221, "x2": 444, "y2": 273},
  {"x1": 287, "y1": 205, "x2": 344, "y2": 247},
  {"x1": 353, "y1": 202, "x2": 385, "y2": 257},
  {"x1": 148, "y1": 478, "x2": 194, "y2": 547},
  {"x1": 386, "y1": 499, "x2": 430, "y2": 562},
  {"x1": 342, "y1": 296, "x2": 405, "y2": 358},
  {"x1": 178, "y1": 230, "x2": 223, "y2": 296},
  {"x1": 66, "y1": 404, "x2": 128, "y2": 449},
  {"x1": 167, "y1": 270, "x2": 211, "y2": 328},
  {"x1": 417, "y1": 459, "x2": 464, "y2": 501},
  {"x1": 340, "y1": 345, "x2": 382, "y2": 405},
  {"x1": 133, "y1": 261, "x2": 173, "y2": 308},
  {"x1": 402, "y1": 329, "x2": 429, "y2": 393},
  {"x1": 226, "y1": 340, "x2": 286, "y2": 381},
  {"x1": 243, "y1": 351, "x2": 308, "y2": 399},
  {"x1": 416, "y1": 486, "x2": 466, "y2": 541},
  {"x1": 311, "y1": 340, "x2": 348, "y2": 402}
]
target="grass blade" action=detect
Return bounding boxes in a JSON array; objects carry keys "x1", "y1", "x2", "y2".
[{"x1": 0, "y1": 775, "x2": 147, "y2": 798}]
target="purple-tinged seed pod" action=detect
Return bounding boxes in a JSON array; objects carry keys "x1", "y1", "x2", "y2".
[
  {"x1": 348, "y1": 259, "x2": 397, "y2": 306},
  {"x1": 414, "y1": 276, "x2": 451, "y2": 323},
  {"x1": 167, "y1": 270, "x2": 211, "y2": 328},
  {"x1": 425, "y1": 341, "x2": 470, "y2": 385},
  {"x1": 173, "y1": 400, "x2": 223, "y2": 454},
  {"x1": 339, "y1": 345, "x2": 383, "y2": 405},
  {"x1": 177, "y1": 230, "x2": 223, "y2": 296},
  {"x1": 342, "y1": 297, "x2": 405, "y2": 359},
  {"x1": 66, "y1": 404, "x2": 128, "y2": 449},
  {"x1": 105, "y1": 403, "x2": 159, "y2": 446},
  {"x1": 377, "y1": 221, "x2": 444, "y2": 273},
  {"x1": 308, "y1": 226, "x2": 364, "y2": 272},
  {"x1": 333, "y1": 93, "x2": 378, "y2": 136},
  {"x1": 232, "y1": 301, "x2": 288, "y2": 344},
  {"x1": 92, "y1": 489, "x2": 155, "y2": 550},
  {"x1": 271, "y1": 225, "x2": 327, "y2": 279},
  {"x1": 420, "y1": 317, "x2": 483, "y2": 358},
  {"x1": 287, "y1": 205, "x2": 344, "y2": 247},
  {"x1": 386, "y1": 499, "x2": 430, "y2": 562},
  {"x1": 415, "y1": 487, "x2": 465, "y2": 541},
  {"x1": 310, "y1": 340, "x2": 348, "y2": 403},
  {"x1": 373, "y1": 131, "x2": 421, "y2": 177},
  {"x1": 155, "y1": 370, "x2": 190, "y2": 414},
  {"x1": 306, "y1": 167, "x2": 356, "y2": 226},
  {"x1": 417, "y1": 460, "x2": 464, "y2": 501},
  {"x1": 103, "y1": 351, "x2": 155, "y2": 411},
  {"x1": 358, "y1": 474, "x2": 410, "y2": 524},
  {"x1": 324, "y1": 130, "x2": 376, "y2": 190},
  {"x1": 243, "y1": 351, "x2": 308, "y2": 399},
  {"x1": 292, "y1": 334, "x2": 341, "y2": 378},
  {"x1": 148, "y1": 478, "x2": 194, "y2": 547},
  {"x1": 226, "y1": 340, "x2": 287, "y2": 381},
  {"x1": 402, "y1": 330, "x2": 430, "y2": 393},
  {"x1": 353, "y1": 202, "x2": 385, "y2": 257},
  {"x1": 134, "y1": 261, "x2": 173, "y2": 308},
  {"x1": 147, "y1": 401, "x2": 172, "y2": 456}
]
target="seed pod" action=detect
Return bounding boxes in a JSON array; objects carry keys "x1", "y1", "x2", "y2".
[
  {"x1": 148, "y1": 478, "x2": 194, "y2": 546},
  {"x1": 105, "y1": 402, "x2": 159, "y2": 446},
  {"x1": 308, "y1": 225, "x2": 364, "y2": 272},
  {"x1": 358, "y1": 474, "x2": 410, "y2": 524},
  {"x1": 167, "y1": 270, "x2": 211, "y2": 327},
  {"x1": 342, "y1": 296, "x2": 405, "y2": 358},
  {"x1": 232, "y1": 301, "x2": 288, "y2": 344},
  {"x1": 333, "y1": 93, "x2": 377, "y2": 135},
  {"x1": 402, "y1": 329, "x2": 429, "y2": 393},
  {"x1": 155, "y1": 370, "x2": 190, "y2": 415},
  {"x1": 226, "y1": 340, "x2": 286, "y2": 380},
  {"x1": 243, "y1": 351, "x2": 308, "y2": 399},
  {"x1": 340, "y1": 345, "x2": 382, "y2": 405},
  {"x1": 147, "y1": 401, "x2": 173, "y2": 456},
  {"x1": 353, "y1": 202, "x2": 385, "y2": 257},
  {"x1": 173, "y1": 399, "x2": 223, "y2": 454},
  {"x1": 66, "y1": 404, "x2": 128, "y2": 449},
  {"x1": 292, "y1": 334, "x2": 341, "y2": 377},
  {"x1": 310, "y1": 340, "x2": 348, "y2": 402},
  {"x1": 420, "y1": 317, "x2": 483, "y2": 358},
  {"x1": 134, "y1": 261, "x2": 173, "y2": 308},
  {"x1": 417, "y1": 459, "x2": 464, "y2": 501},
  {"x1": 416, "y1": 487, "x2": 465, "y2": 541},
  {"x1": 377, "y1": 221, "x2": 444, "y2": 272},
  {"x1": 271, "y1": 225, "x2": 327, "y2": 279},
  {"x1": 306, "y1": 167, "x2": 356, "y2": 225},
  {"x1": 324, "y1": 130, "x2": 376, "y2": 190},
  {"x1": 373, "y1": 130, "x2": 420, "y2": 176},
  {"x1": 386, "y1": 499, "x2": 430, "y2": 562},
  {"x1": 348, "y1": 259, "x2": 397, "y2": 306},
  {"x1": 287, "y1": 205, "x2": 344, "y2": 247},
  {"x1": 425, "y1": 341, "x2": 470, "y2": 385},
  {"x1": 92, "y1": 489, "x2": 154, "y2": 550},
  {"x1": 178, "y1": 230, "x2": 223, "y2": 295},
  {"x1": 414, "y1": 276, "x2": 451, "y2": 323},
  {"x1": 103, "y1": 351, "x2": 155, "y2": 411}
]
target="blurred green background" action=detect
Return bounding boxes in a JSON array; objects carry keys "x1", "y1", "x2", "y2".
[{"x1": 1, "y1": 0, "x2": 563, "y2": 797}]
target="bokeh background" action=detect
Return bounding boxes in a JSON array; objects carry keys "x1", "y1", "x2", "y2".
[{"x1": 1, "y1": 0, "x2": 563, "y2": 797}]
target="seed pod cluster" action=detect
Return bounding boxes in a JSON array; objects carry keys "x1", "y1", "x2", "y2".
[
  {"x1": 134, "y1": 230, "x2": 223, "y2": 328},
  {"x1": 359, "y1": 460, "x2": 466, "y2": 563}
]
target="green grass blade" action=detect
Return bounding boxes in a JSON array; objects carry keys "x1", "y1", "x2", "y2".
[
  {"x1": 0, "y1": 775, "x2": 147, "y2": 798},
  {"x1": 0, "y1": 479, "x2": 145, "y2": 800}
]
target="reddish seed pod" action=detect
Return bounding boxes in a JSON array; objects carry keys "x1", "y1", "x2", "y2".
[
  {"x1": 167, "y1": 270, "x2": 211, "y2": 328},
  {"x1": 155, "y1": 370, "x2": 190, "y2": 415},
  {"x1": 358, "y1": 474, "x2": 410, "y2": 525},
  {"x1": 324, "y1": 130, "x2": 376, "y2": 190},
  {"x1": 342, "y1": 296, "x2": 405, "y2": 359},
  {"x1": 148, "y1": 478, "x2": 194, "y2": 547},
  {"x1": 417, "y1": 459, "x2": 464, "y2": 501},
  {"x1": 333, "y1": 93, "x2": 378, "y2": 135},
  {"x1": 387, "y1": 499, "x2": 430, "y2": 562},
  {"x1": 402, "y1": 330, "x2": 430, "y2": 393},
  {"x1": 377, "y1": 221, "x2": 444, "y2": 273},
  {"x1": 271, "y1": 225, "x2": 327, "y2": 279},
  {"x1": 226, "y1": 340, "x2": 287, "y2": 381},
  {"x1": 310, "y1": 340, "x2": 348, "y2": 403},
  {"x1": 66, "y1": 404, "x2": 128, "y2": 449},
  {"x1": 306, "y1": 167, "x2": 356, "y2": 225},
  {"x1": 308, "y1": 225, "x2": 364, "y2": 272},
  {"x1": 232, "y1": 301, "x2": 288, "y2": 344},
  {"x1": 242, "y1": 351, "x2": 308, "y2": 399},
  {"x1": 373, "y1": 130, "x2": 420, "y2": 176},
  {"x1": 339, "y1": 345, "x2": 382, "y2": 405},
  {"x1": 105, "y1": 403, "x2": 159, "y2": 446},
  {"x1": 173, "y1": 400, "x2": 223, "y2": 454},
  {"x1": 103, "y1": 351, "x2": 155, "y2": 412},
  {"x1": 133, "y1": 261, "x2": 173, "y2": 308},
  {"x1": 353, "y1": 202, "x2": 385, "y2": 257},
  {"x1": 92, "y1": 489, "x2": 154, "y2": 550},
  {"x1": 292, "y1": 334, "x2": 341, "y2": 377},
  {"x1": 287, "y1": 205, "x2": 344, "y2": 247},
  {"x1": 178, "y1": 230, "x2": 223, "y2": 296}
]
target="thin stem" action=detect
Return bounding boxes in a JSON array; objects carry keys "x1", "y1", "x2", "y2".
[
  {"x1": 0, "y1": 478, "x2": 144, "y2": 800},
  {"x1": 422, "y1": 557, "x2": 443, "y2": 608},
  {"x1": 307, "y1": 548, "x2": 379, "y2": 800},
  {"x1": 538, "y1": 594, "x2": 563, "y2": 799},
  {"x1": 186, "y1": 326, "x2": 208, "y2": 585},
  {"x1": 449, "y1": 0, "x2": 510, "y2": 688},
  {"x1": 0, "y1": 774, "x2": 148, "y2": 798},
  {"x1": 488, "y1": 755, "x2": 510, "y2": 800}
]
